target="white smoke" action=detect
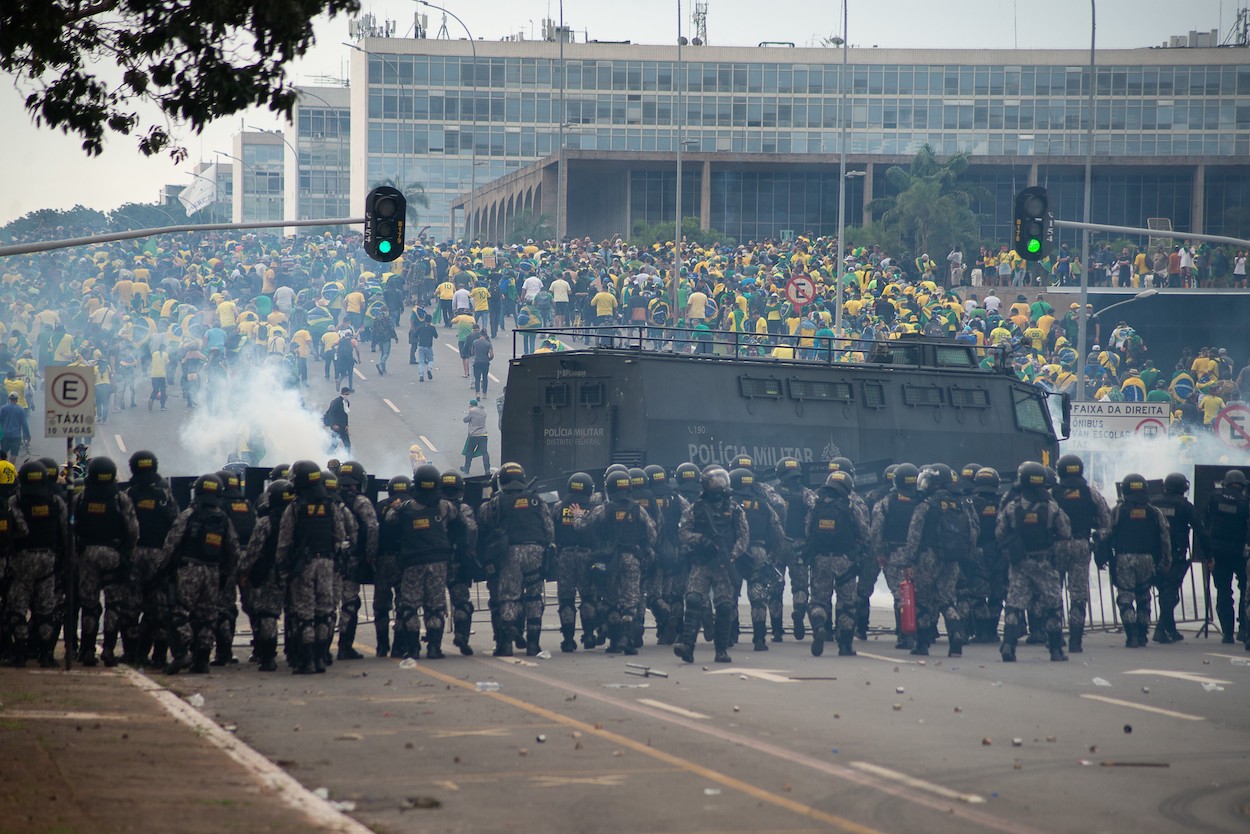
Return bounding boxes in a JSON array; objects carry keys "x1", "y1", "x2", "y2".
[
  {"x1": 176, "y1": 360, "x2": 335, "y2": 475},
  {"x1": 1062, "y1": 432, "x2": 1250, "y2": 497}
]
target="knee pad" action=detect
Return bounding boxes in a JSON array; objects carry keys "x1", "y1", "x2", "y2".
[
  {"x1": 684, "y1": 592, "x2": 706, "y2": 613},
  {"x1": 342, "y1": 598, "x2": 361, "y2": 617},
  {"x1": 714, "y1": 603, "x2": 736, "y2": 622}
]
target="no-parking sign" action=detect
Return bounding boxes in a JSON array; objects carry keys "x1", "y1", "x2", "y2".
[
  {"x1": 785, "y1": 276, "x2": 816, "y2": 307},
  {"x1": 1213, "y1": 403, "x2": 1250, "y2": 449}
]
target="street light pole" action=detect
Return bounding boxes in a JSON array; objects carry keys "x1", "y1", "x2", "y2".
[
  {"x1": 672, "y1": 0, "x2": 684, "y2": 322},
  {"x1": 1076, "y1": 0, "x2": 1096, "y2": 401},
  {"x1": 343, "y1": 42, "x2": 409, "y2": 189},
  {"x1": 833, "y1": 0, "x2": 849, "y2": 337},
  {"x1": 419, "y1": 2, "x2": 477, "y2": 243},
  {"x1": 556, "y1": 0, "x2": 566, "y2": 242},
  {"x1": 297, "y1": 87, "x2": 350, "y2": 226}
]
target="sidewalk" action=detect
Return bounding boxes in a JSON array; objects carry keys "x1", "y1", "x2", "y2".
[{"x1": 0, "y1": 665, "x2": 361, "y2": 834}]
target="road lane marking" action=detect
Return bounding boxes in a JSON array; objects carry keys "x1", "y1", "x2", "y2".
[
  {"x1": 531, "y1": 774, "x2": 629, "y2": 788},
  {"x1": 856, "y1": 651, "x2": 918, "y2": 665},
  {"x1": 114, "y1": 434, "x2": 126, "y2": 454},
  {"x1": 1124, "y1": 669, "x2": 1232, "y2": 685},
  {"x1": 1080, "y1": 694, "x2": 1205, "y2": 721},
  {"x1": 849, "y1": 762, "x2": 986, "y2": 805},
  {"x1": 354, "y1": 367, "x2": 366, "y2": 380},
  {"x1": 0, "y1": 710, "x2": 133, "y2": 722},
  {"x1": 636, "y1": 698, "x2": 710, "y2": 720},
  {"x1": 488, "y1": 372, "x2": 500, "y2": 382},
  {"x1": 419, "y1": 435, "x2": 438, "y2": 453},
  {"x1": 417, "y1": 661, "x2": 1051, "y2": 834},
  {"x1": 430, "y1": 728, "x2": 513, "y2": 738},
  {"x1": 383, "y1": 398, "x2": 401, "y2": 413},
  {"x1": 120, "y1": 667, "x2": 373, "y2": 834},
  {"x1": 444, "y1": 343, "x2": 459, "y2": 353},
  {"x1": 705, "y1": 668, "x2": 796, "y2": 683},
  {"x1": 1205, "y1": 652, "x2": 1250, "y2": 662}
]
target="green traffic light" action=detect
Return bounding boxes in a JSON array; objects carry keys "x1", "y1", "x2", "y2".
[
  {"x1": 1027, "y1": 239, "x2": 1040, "y2": 254},
  {"x1": 379, "y1": 240, "x2": 392, "y2": 254}
]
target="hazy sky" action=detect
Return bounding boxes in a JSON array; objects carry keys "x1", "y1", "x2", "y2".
[{"x1": 0, "y1": 0, "x2": 1236, "y2": 226}]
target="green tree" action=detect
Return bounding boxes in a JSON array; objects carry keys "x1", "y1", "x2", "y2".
[
  {"x1": 630, "y1": 216, "x2": 731, "y2": 250},
  {"x1": 867, "y1": 144, "x2": 989, "y2": 263},
  {"x1": 1, "y1": 0, "x2": 361, "y2": 160},
  {"x1": 108, "y1": 201, "x2": 193, "y2": 231},
  {"x1": 506, "y1": 209, "x2": 553, "y2": 244},
  {"x1": 370, "y1": 179, "x2": 431, "y2": 229},
  {"x1": 1, "y1": 205, "x2": 109, "y2": 241}
]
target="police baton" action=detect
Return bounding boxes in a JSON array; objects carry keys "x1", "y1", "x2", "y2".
[{"x1": 1199, "y1": 560, "x2": 1214, "y2": 639}]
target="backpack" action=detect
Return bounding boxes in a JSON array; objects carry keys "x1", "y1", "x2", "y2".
[
  {"x1": 926, "y1": 497, "x2": 973, "y2": 562},
  {"x1": 336, "y1": 337, "x2": 354, "y2": 363}
]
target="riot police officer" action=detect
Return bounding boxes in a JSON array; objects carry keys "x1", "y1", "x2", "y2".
[
  {"x1": 335, "y1": 461, "x2": 378, "y2": 660},
  {"x1": 73, "y1": 457, "x2": 140, "y2": 667},
  {"x1": 389, "y1": 464, "x2": 462, "y2": 660},
  {"x1": 1150, "y1": 472, "x2": 1206, "y2": 643},
  {"x1": 1107, "y1": 474, "x2": 1171, "y2": 648},
  {"x1": 554, "y1": 472, "x2": 597, "y2": 652},
  {"x1": 969, "y1": 467, "x2": 1005, "y2": 643},
  {"x1": 996, "y1": 462, "x2": 1072, "y2": 662},
  {"x1": 870, "y1": 463, "x2": 922, "y2": 650},
  {"x1": 772, "y1": 457, "x2": 814, "y2": 641},
  {"x1": 440, "y1": 470, "x2": 479, "y2": 656},
  {"x1": 806, "y1": 470, "x2": 869, "y2": 657},
  {"x1": 239, "y1": 479, "x2": 295, "y2": 671},
  {"x1": 1050, "y1": 454, "x2": 1111, "y2": 653},
  {"x1": 275, "y1": 461, "x2": 345, "y2": 674},
  {"x1": 645, "y1": 465, "x2": 688, "y2": 646},
  {"x1": 730, "y1": 467, "x2": 784, "y2": 651},
  {"x1": 320, "y1": 469, "x2": 358, "y2": 667},
  {"x1": 373, "y1": 475, "x2": 411, "y2": 656},
  {"x1": 675, "y1": 468, "x2": 748, "y2": 664},
  {"x1": 902, "y1": 464, "x2": 976, "y2": 657},
  {"x1": 575, "y1": 469, "x2": 656, "y2": 655},
  {"x1": 1201, "y1": 468, "x2": 1249, "y2": 645},
  {"x1": 163, "y1": 474, "x2": 241, "y2": 674},
  {"x1": 0, "y1": 464, "x2": 43, "y2": 666},
  {"x1": 125, "y1": 450, "x2": 179, "y2": 667},
  {"x1": 214, "y1": 469, "x2": 255, "y2": 666},
  {"x1": 477, "y1": 462, "x2": 554, "y2": 657}
]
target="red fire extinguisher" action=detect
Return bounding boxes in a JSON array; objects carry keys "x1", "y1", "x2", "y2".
[{"x1": 899, "y1": 579, "x2": 917, "y2": 635}]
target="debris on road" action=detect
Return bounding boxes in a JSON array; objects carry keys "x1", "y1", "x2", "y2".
[
  {"x1": 1200, "y1": 682, "x2": 1225, "y2": 692},
  {"x1": 187, "y1": 693, "x2": 205, "y2": 708},
  {"x1": 475, "y1": 681, "x2": 501, "y2": 692},
  {"x1": 1100, "y1": 761, "x2": 1169, "y2": 768},
  {"x1": 400, "y1": 796, "x2": 442, "y2": 810},
  {"x1": 625, "y1": 663, "x2": 669, "y2": 679},
  {"x1": 1091, "y1": 677, "x2": 1111, "y2": 687},
  {"x1": 398, "y1": 659, "x2": 418, "y2": 669}
]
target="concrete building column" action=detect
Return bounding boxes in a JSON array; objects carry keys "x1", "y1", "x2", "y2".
[
  {"x1": 1027, "y1": 163, "x2": 1039, "y2": 187},
  {"x1": 624, "y1": 170, "x2": 632, "y2": 238},
  {"x1": 861, "y1": 163, "x2": 874, "y2": 225},
  {"x1": 700, "y1": 161, "x2": 712, "y2": 231},
  {"x1": 1191, "y1": 163, "x2": 1205, "y2": 235}
]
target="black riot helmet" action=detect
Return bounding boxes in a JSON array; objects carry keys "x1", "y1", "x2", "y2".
[
  {"x1": 959, "y1": 463, "x2": 981, "y2": 492},
  {"x1": 265, "y1": 479, "x2": 295, "y2": 516},
  {"x1": 498, "y1": 462, "x2": 527, "y2": 490},
  {"x1": 269, "y1": 463, "x2": 292, "y2": 483},
  {"x1": 732, "y1": 454, "x2": 755, "y2": 472},
  {"x1": 674, "y1": 462, "x2": 702, "y2": 499},
  {"x1": 883, "y1": 463, "x2": 898, "y2": 484},
  {"x1": 18, "y1": 460, "x2": 52, "y2": 498},
  {"x1": 728, "y1": 467, "x2": 757, "y2": 497},
  {"x1": 414, "y1": 464, "x2": 441, "y2": 504},
  {"x1": 644, "y1": 464, "x2": 670, "y2": 496},
  {"x1": 322, "y1": 470, "x2": 339, "y2": 496},
  {"x1": 918, "y1": 463, "x2": 955, "y2": 496},
  {"x1": 386, "y1": 475, "x2": 412, "y2": 496},
  {"x1": 822, "y1": 469, "x2": 853, "y2": 498},
  {"x1": 215, "y1": 469, "x2": 243, "y2": 497},
  {"x1": 827, "y1": 456, "x2": 855, "y2": 476},
  {"x1": 566, "y1": 471, "x2": 595, "y2": 498},
  {"x1": 1121, "y1": 473, "x2": 1150, "y2": 504},
  {"x1": 193, "y1": 473, "x2": 225, "y2": 507},
  {"x1": 605, "y1": 470, "x2": 633, "y2": 498},
  {"x1": 86, "y1": 456, "x2": 119, "y2": 488},
  {"x1": 1016, "y1": 461, "x2": 1049, "y2": 497},
  {"x1": 289, "y1": 460, "x2": 324, "y2": 496},
  {"x1": 1162, "y1": 472, "x2": 1189, "y2": 495},
  {"x1": 776, "y1": 456, "x2": 803, "y2": 482},
  {"x1": 337, "y1": 461, "x2": 366, "y2": 492},
  {"x1": 440, "y1": 470, "x2": 465, "y2": 501},
  {"x1": 1223, "y1": 469, "x2": 1247, "y2": 490},
  {"x1": 973, "y1": 467, "x2": 1001, "y2": 494},
  {"x1": 628, "y1": 467, "x2": 648, "y2": 493},
  {"x1": 892, "y1": 463, "x2": 920, "y2": 495},
  {"x1": 1056, "y1": 454, "x2": 1085, "y2": 483},
  {"x1": 702, "y1": 467, "x2": 731, "y2": 499},
  {"x1": 128, "y1": 450, "x2": 160, "y2": 485},
  {"x1": 604, "y1": 464, "x2": 630, "y2": 484},
  {"x1": 38, "y1": 457, "x2": 59, "y2": 481}
]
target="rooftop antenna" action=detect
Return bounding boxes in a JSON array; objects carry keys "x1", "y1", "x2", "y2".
[
  {"x1": 1223, "y1": 4, "x2": 1250, "y2": 46},
  {"x1": 692, "y1": 1, "x2": 708, "y2": 45},
  {"x1": 435, "y1": 12, "x2": 451, "y2": 40}
]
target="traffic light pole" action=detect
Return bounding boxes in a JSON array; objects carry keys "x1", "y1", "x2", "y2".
[
  {"x1": 0, "y1": 217, "x2": 364, "y2": 258},
  {"x1": 1051, "y1": 217, "x2": 1250, "y2": 401}
]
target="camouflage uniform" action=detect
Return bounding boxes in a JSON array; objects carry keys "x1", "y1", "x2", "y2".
[
  {"x1": 276, "y1": 497, "x2": 346, "y2": 671},
  {"x1": 1107, "y1": 500, "x2": 1171, "y2": 642},
  {"x1": 1051, "y1": 480, "x2": 1112, "y2": 644},
  {"x1": 387, "y1": 496, "x2": 464, "y2": 657},
  {"x1": 901, "y1": 491, "x2": 978, "y2": 655},
  {"x1": 446, "y1": 500, "x2": 479, "y2": 653},
  {"x1": 1, "y1": 497, "x2": 41, "y2": 663},
  {"x1": 338, "y1": 492, "x2": 378, "y2": 657},
  {"x1": 652, "y1": 492, "x2": 690, "y2": 644},
  {"x1": 969, "y1": 490, "x2": 1005, "y2": 642},
  {"x1": 806, "y1": 489, "x2": 870, "y2": 655},
  {"x1": 477, "y1": 485, "x2": 554, "y2": 650},
  {"x1": 73, "y1": 491, "x2": 140, "y2": 664},
  {"x1": 675, "y1": 496, "x2": 748, "y2": 661},
  {"x1": 238, "y1": 513, "x2": 286, "y2": 669},
  {"x1": 771, "y1": 481, "x2": 815, "y2": 640},
  {"x1": 870, "y1": 489, "x2": 922, "y2": 648},
  {"x1": 554, "y1": 494, "x2": 599, "y2": 647},
  {"x1": 995, "y1": 493, "x2": 1072, "y2": 660},
  {"x1": 164, "y1": 505, "x2": 241, "y2": 667},
  {"x1": 373, "y1": 492, "x2": 406, "y2": 655},
  {"x1": 217, "y1": 490, "x2": 256, "y2": 665},
  {"x1": 126, "y1": 479, "x2": 179, "y2": 664},
  {"x1": 734, "y1": 484, "x2": 785, "y2": 649},
  {"x1": 578, "y1": 497, "x2": 657, "y2": 653},
  {"x1": 327, "y1": 498, "x2": 359, "y2": 656}
]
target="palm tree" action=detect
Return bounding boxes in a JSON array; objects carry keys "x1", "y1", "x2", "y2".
[{"x1": 370, "y1": 178, "x2": 431, "y2": 228}]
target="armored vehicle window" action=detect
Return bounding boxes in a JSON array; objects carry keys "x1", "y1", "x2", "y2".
[
  {"x1": 934, "y1": 345, "x2": 976, "y2": 368},
  {"x1": 1013, "y1": 391, "x2": 1049, "y2": 433},
  {"x1": 579, "y1": 382, "x2": 605, "y2": 407},
  {"x1": 887, "y1": 345, "x2": 922, "y2": 365},
  {"x1": 544, "y1": 383, "x2": 570, "y2": 408},
  {"x1": 788, "y1": 379, "x2": 853, "y2": 401},
  {"x1": 950, "y1": 387, "x2": 991, "y2": 408},
  {"x1": 902, "y1": 384, "x2": 944, "y2": 407},
  {"x1": 739, "y1": 376, "x2": 784, "y2": 399},
  {"x1": 862, "y1": 381, "x2": 887, "y2": 408}
]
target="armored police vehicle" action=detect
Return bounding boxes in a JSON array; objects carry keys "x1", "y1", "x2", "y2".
[{"x1": 500, "y1": 326, "x2": 1069, "y2": 491}]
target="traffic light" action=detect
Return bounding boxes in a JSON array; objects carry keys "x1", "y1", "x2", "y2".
[
  {"x1": 1012, "y1": 186, "x2": 1051, "y2": 262},
  {"x1": 364, "y1": 186, "x2": 406, "y2": 262}
]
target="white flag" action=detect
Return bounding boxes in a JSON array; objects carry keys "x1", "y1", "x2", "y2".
[{"x1": 179, "y1": 170, "x2": 217, "y2": 216}]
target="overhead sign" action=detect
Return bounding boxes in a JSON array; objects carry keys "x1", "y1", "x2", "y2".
[
  {"x1": 1213, "y1": 403, "x2": 1250, "y2": 449},
  {"x1": 1067, "y1": 402, "x2": 1168, "y2": 445},
  {"x1": 785, "y1": 276, "x2": 816, "y2": 308},
  {"x1": 44, "y1": 366, "x2": 95, "y2": 438}
]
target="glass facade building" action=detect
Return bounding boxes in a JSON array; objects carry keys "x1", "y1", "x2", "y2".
[
  {"x1": 327, "y1": 38, "x2": 1250, "y2": 243},
  {"x1": 232, "y1": 132, "x2": 284, "y2": 223},
  {"x1": 291, "y1": 86, "x2": 351, "y2": 225}
]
